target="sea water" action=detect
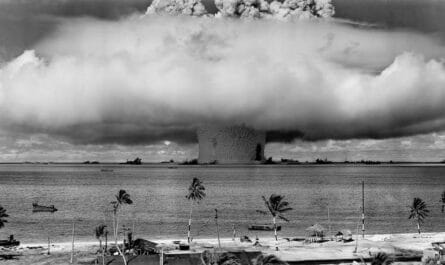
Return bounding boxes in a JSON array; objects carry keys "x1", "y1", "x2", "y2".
[{"x1": 0, "y1": 164, "x2": 444, "y2": 243}]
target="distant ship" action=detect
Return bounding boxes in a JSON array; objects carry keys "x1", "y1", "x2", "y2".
[
  {"x1": 32, "y1": 203, "x2": 57, "y2": 213},
  {"x1": 0, "y1": 235, "x2": 20, "y2": 247}
]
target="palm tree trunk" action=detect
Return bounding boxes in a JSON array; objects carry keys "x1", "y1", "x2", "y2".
[
  {"x1": 273, "y1": 217, "x2": 278, "y2": 251},
  {"x1": 115, "y1": 216, "x2": 128, "y2": 265},
  {"x1": 417, "y1": 219, "x2": 421, "y2": 234},
  {"x1": 188, "y1": 200, "x2": 194, "y2": 243},
  {"x1": 100, "y1": 239, "x2": 104, "y2": 265},
  {"x1": 113, "y1": 211, "x2": 117, "y2": 246}
]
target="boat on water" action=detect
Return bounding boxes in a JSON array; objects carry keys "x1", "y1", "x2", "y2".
[
  {"x1": 32, "y1": 203, "x2": 57, "y2": 213},
  {"x1": 0, "y1": 235, "x2": 20, "y2": 247},
  {"x1": 248, "y1": 225, "x2": 281, "y2": 231}
]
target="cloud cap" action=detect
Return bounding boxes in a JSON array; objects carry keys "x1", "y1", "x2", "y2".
[{"x1": 1, "y1": 16, "x2": 445, "y2": 145}]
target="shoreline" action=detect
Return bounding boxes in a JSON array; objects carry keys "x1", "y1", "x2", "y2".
[
  {"x1": 17, "y1": 231, "x2": 445, "y2": 248},
  {"x1": 3, "y1": 231, "x2": 443, "y2": 264}
]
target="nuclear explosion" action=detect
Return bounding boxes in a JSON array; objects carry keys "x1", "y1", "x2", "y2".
[{"x1": 197, "y1": 125, "x2": 266, "y2": 164}]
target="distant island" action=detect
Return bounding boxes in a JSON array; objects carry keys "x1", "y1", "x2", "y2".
[
  {"x1": 121, "y1": 157, "x2": 142, "y2": 165},
  {"x1": 83, "y1": 161, "x2": 100, "y2": 164}
]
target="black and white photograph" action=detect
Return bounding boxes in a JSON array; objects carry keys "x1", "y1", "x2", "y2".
[{"x1": 1, "y1": 0, "x2": 445, "y2": 264}]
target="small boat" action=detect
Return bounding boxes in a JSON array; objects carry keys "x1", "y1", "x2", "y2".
[
  {"x1": 179, "y1": 243, "x2": 190, "y2": 250},
  {"x1": 100, "y1": 169, "x2": 114, "y2": 172},
  {"x1": 0, "y1": 235, "x2": 20, "y2": 247},
  {"x1": 32, "y1": 203, "x2": 57, "y2": 213},
  {"x1": 248, "y1": 225, "x2": 281, "y2": 231}
]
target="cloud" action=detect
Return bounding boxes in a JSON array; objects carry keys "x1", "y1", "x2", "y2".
[
  {"x1": 0, "y1": 15, "x2": 445, "y2": 146},
  {"x1": 147, "y1": 0, "x2": 209, "y2": 16},
  {"x1": 214, "y1": 0, "x2": 334, "y2": 19},
  {"x1": 266, "y1": 132, "x2": 445, "y2": 162},
  {"x1": 146, "y1": 0, "x2": 335, "y2": 19}
]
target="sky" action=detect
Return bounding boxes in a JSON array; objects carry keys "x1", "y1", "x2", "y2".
[{"x1": 1, "y1": 0, "x2": 445, "y2": 162}]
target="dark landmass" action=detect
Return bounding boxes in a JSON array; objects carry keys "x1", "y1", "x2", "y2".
[
  {"x1": 121, "y1": 157, "x2": 142, "y2": 165},
  {"x1": 179, "y1": 159, "x2": 198, "y2": 165},
  {"x1": 83, "y1": 161, "x2": 100, "y2": 164},
  {"x1": 2, "y1": 159, "x2": 445, "y2": 165}
]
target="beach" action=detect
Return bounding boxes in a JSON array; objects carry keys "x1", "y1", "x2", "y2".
[{"x1": 1, "y1": 232, "x2": 443, "y2": 264}]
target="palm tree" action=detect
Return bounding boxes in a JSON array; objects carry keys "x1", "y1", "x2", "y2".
[
  {"x1": 111, "y1": 190, "x2": 133, "y2": 265},
  {"x1": 408, "y1": 197, "x2": 429, "y2": 234},
  {"x1": 441, "y1": 191, "x2": 445, "y2": 213},
  {"x1": 257, "y1": 194, "x2": 293, "y2": 249},
  {"x1": 95, "y1": 224, "x2": 107, "y2": 251},
  {"x1": 95, "y1": 224, "x2": 107, "y2": 265},
  {"x1": 370, "y1": 252, "x2": 393, "y2": 265},
  {"x1": 217, "y1": 253, "x2": 242, "y2": 265},
  {"x1": 186, "y1": 177, "x2": 206, "y2": 243},
  {"x1": 253, "y1": 254, "x2": 289, "y2": 265},
  {"x1": 0, "y1": 205, "x2": 9, "y2": 229}
]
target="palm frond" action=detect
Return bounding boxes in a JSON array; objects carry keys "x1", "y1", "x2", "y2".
[
  {"x1": 409, "y1": 197, "x2": 429, "y2": 225},
  {"x1": 278, "y1": 207, "x2": 293, "y2": 213},
  {"x1": 258, "y1": 194, "x2": 292, "y2": 222},
  {"x1": 278, "y1": 215, "x2": 290, "y2": 222},
  {"x1": 218, "y1": 253, "x2": 242, "y2": 265},
  {"x1": 187, "y1": 178, "x2": 206, "y2": 202},
  {"x1": 256, "y1": 210, "x2": 268, "y2": 215},
  {"x1": 371, "y1": 252, "x2": 393, "y2": 265},
  {"x1": 95, "y1": 224, "x2": 107, "y2": 239},
  {"x1": 0, "y1": 205, "x2": 8, "y2": 229},
  {"x1": 253, "y1": 254, "x2": 289, "y2": 265}
]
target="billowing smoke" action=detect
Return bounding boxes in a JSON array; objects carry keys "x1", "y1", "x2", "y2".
[
  {"x1": 146, "y1": 0, "x2": 209, "y2": 17},
  {"x1": 0, "y1": 13, "x2": 445, "y2": 145},
  {"x1": 214, "y1": 0, "x2": 334, "y2": 19},
  {"x1": 146, "y1": 0, "x2": 334, "y2": 19}
]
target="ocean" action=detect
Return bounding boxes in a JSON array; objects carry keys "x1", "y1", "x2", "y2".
[{"x1": 0, "y1": 164, "x2": 444, "y2": 244}]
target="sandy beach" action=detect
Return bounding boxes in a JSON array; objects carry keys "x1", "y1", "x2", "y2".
[{"x1": 1, "y1": 232, "x2": 442, "y2": 265}]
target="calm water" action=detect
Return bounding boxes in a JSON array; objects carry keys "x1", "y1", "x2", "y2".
[{"x1": 0, "y1": 164, "x2": 444, "y2": 243}]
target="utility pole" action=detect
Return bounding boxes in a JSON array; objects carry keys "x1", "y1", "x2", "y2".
[
  {"x1": 353, "y1": 217, "x2": 360, "y2": 253},
  {"x1": 215, "y1": 209, "x2": 221, "y2": 249},
  {"x1": 362, "y1": 181, "x2": 365, "y2": 238},
  {"x1": 70, "y1": 218, "x2": 82, "y2": 264},
  {"x1": 70, "y1": 220, "x2": 75, "y2": 264}
]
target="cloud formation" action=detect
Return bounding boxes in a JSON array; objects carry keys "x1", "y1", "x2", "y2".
[
  {"x1": 0, "y1": 15, "x2": 445, "y2": 145},
  {"x1": 146, "y1": 0, "x2": 334, "y2": 19},
  {"x1": 214, "y1": 0, "x2": 334, "y2": 19},
  {"x1": 146, "y1": 0, "x2": 209, "y2": 17}
]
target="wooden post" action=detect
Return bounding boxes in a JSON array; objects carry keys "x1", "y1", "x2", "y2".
[
  {"x1": 354, "y1": 221, "x2": 359, "y2": 253},
  {"x1": 362, "y1": 181, "x2": 365, "y2": 238},
  {"x1": 328, "y1": 206, "x2": 332, "y2": 241},
  {"x1": 70, "y1": 220, "x2": 75, "y2": 264},
  {"x1": 215, "y1": 209, "x2": 221, "y2": 249},
  {"x1": 232, "y1": 224, "x2": 236, "y2": 241},
  {"x1": 47, "y1": 236, "x2": 50, "y2": 255},
  {"x1": 105, "y1": 231, "x2": 108, "y2": 252}
]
